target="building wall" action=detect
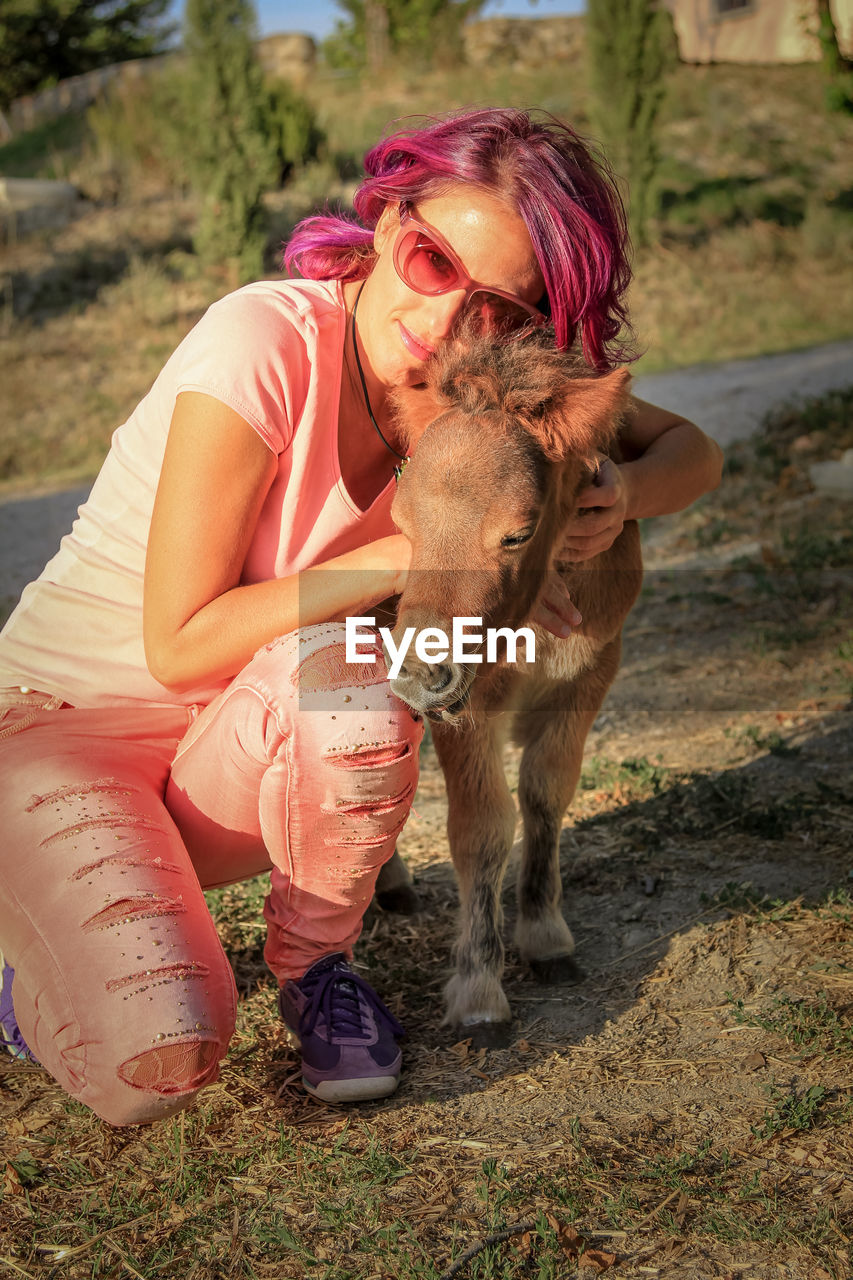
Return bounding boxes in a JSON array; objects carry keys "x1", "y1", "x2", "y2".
[
  {"x1": 663, "y1": 0, "x2": 853, "y2": 65},
  {"x1": 463, "y1": 15, "x2": 584, "y2": 67}
]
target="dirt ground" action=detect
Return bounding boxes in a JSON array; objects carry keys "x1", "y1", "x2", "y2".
[{"x1": 371, "y1": 392, "x2": 852, "y2": 1273}]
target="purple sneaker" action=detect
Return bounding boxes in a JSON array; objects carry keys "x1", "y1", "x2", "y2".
[
  {"x1": 279, "y1": 953, "x2": 403, "y2": 1102},
  {"x1": 0, "y1": 954, "x2": 38, "y2": 1064}
]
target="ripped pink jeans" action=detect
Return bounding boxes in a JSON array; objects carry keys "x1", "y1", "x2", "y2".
[{"x1": 0, "y1": 624, "x2": 422, "y2": 1126}]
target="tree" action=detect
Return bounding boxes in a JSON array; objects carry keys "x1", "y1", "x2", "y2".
[
  {"x1": 181, "y1": 0, "x2": 280, "y2": 280},
  {"x1": 325, "y1": 0, "x2": 483, "y2": 72},
  {"x1": 814, "y1": 0, "x2": 853, "y2": 113},
  {"x1": 0, "y1": 0, "x2": 174, "y2": 110},
  {"x1": 586, "y1": 0, "x2": 677, "y2": 245}
]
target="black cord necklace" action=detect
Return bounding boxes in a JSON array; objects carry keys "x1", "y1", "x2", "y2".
[{"x1": 351, "y1": 282, "x2": 409, "y2": 481}]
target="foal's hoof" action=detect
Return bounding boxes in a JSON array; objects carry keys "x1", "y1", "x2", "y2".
[
  {"x1": 375, "y1": 883, "x2": 421, "y2": 915},
  {"x1": 529, "y1": 954, "x2": 585, "y2": 984},
  {"x1": 456, "y1": 1020, "x2": 513, "y2": 1051}
]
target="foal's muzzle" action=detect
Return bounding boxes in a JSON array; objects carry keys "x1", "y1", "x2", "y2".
[{"x1": 385, "y1": 649, "x2": 474, "y2": 721}]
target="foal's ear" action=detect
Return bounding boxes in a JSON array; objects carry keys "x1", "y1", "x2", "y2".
[
  {"x1": 390, "y1": 382, "x2": 448, "y2": 451},
  {"x1": 536, "y1": 368, "x2": 632, "y2": 461}
]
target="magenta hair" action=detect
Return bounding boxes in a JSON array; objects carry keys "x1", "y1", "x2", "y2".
[{"x1": 283, "y1": 108, "x2": 635, "y2": 370}]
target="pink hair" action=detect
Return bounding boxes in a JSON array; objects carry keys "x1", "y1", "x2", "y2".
[{"x1": 283, "y1": 108, "x2": 635, "y2": 370}]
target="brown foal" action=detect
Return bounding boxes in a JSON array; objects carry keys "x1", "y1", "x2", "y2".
[{"x1": 381, "y1": 330, "x2": 643, "y2": 1044}]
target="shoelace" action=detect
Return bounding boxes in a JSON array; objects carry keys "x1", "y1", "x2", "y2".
[{"x1": 298, "y1": 963, "x2": 404, "y2": 1042}]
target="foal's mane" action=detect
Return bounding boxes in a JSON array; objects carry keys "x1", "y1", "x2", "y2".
[{"x1": 393, "y1": 328, "x2": 631, "y2": 462}]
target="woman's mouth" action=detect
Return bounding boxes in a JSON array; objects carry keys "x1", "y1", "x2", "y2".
[{"x1": 397, "y1": 322, "x2": 435, "y2": 362}]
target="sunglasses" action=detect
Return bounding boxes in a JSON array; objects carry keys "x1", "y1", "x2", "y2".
[{"x1": 392, "y1": 202, "x2": 549, "y2": 336}]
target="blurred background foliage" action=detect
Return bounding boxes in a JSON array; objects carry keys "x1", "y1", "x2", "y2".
[
  {"x1": 0, "y1": 0, "x2": 175, "y2": 108},
  {"x1": 324, "y1": 0, "x2": 483, "y2": 71}
]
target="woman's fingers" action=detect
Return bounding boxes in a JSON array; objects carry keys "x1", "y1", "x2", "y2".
[
  {"x1": 557, "y1": 459, "x2": 629, "y2": 562},
  {"x1": 576, "y1": 457, "x2": 618, "y2": 509},
  {"x1": 530, "y1": 571, "x2": 582, "y2": 637}
]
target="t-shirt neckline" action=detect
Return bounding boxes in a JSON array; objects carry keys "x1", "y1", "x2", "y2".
[{"x1": 330, "y1": 279, "x2": 398, "y2": 519}]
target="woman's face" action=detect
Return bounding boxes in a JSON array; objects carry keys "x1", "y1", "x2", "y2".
[{"x1": 358, "y1": 187, "x2": 546, "y2": 391}]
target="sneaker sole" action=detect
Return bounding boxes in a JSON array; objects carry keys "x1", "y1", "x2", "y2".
[
  {"x1": 286, "y1": 1026, "x2": 401, "y2": 1103},
  {"x1": 303, "y1": 1074, "x2": 400, "y2": 1103}
]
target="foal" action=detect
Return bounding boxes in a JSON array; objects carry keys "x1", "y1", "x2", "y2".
[{"x1": 387, "y1": 330, "x2": 643, "y2": 1044}]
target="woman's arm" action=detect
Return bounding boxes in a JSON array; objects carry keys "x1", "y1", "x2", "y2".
[
  {"x1": 558, "y1": 396, "x2": 724, "y2": 562},
  {"x1": 143, "y1": 392, "x2": 410, "y2": 692}
]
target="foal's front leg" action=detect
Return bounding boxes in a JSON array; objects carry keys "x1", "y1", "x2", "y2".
[
  {"x1": 513, "y1": 644, "x2": 622, "y2": 980},
  {"x1": 432, "y1": 716, "x2": 517, "y2": 1045}
]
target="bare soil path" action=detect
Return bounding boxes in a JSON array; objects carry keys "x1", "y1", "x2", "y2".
[{"x1": 633, "y1": 339, "x2": 853, "y2": 447}]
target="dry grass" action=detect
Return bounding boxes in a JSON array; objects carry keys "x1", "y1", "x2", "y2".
[
  {"x1": 629, "y1": 222, "x2": 853, "y2": 375},
  {"x1": 0, "y1": 198, "x2": 221, "y2": 493}
]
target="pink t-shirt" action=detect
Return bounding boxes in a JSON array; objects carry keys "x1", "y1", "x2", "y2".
[{"x1": 0, "y1": 278, "x2": 398, "y2": 708}]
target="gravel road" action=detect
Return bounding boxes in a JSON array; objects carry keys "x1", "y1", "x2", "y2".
[{"x1": 2, "y1": 337, "x2": 851, "y2": 607}]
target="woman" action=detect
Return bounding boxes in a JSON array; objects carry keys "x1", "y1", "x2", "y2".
[{"x1": 0, "y1": 108, "x2": 722, "y2": 1124}]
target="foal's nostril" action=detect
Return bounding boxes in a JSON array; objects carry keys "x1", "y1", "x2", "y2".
[{"x1": 426, "y1": 664, "x2": 453, "y2": 694}]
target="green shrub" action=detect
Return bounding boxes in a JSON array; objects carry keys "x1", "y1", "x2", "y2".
[
  {"x1": 82, "y1": 17, "x2": 323, "y2": 278},
  {"x1": 84, "y1": 66, "x2": 194, "y2": 199},
  {"x1": 263, "y1": 78, "x2": 325, "y2": 181}
]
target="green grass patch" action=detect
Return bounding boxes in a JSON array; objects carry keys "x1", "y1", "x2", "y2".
[
  {"x1": 580, "y1": 754, "x2": 670, "y2": 800},
  {"x1": 0, "y1": 109, "x2": 89, "y2": 178},
  {"x1": 723, "y1": 723, "x2": 801, "y2": 756},
  {"x1": 730, "y1": 992, "x2": 853, "y2": 1058}
]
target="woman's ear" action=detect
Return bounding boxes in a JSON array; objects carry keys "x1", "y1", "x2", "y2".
[{"x1": 373, "y1": 203, "x2": 399, "y2": 255}]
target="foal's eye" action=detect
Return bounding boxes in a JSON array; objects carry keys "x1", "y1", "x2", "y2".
[{"x1": 500, "y1": 530, "x2": 534, "y2": 549}]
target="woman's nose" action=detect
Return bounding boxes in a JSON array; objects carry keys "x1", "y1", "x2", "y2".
[{"x1": 423, "y1": 291, "x2": 468, "y2": 342}]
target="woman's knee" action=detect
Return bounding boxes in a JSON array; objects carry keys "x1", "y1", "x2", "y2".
[
  {"x1": 76, "y1": 1014, "x2": 234, "y2": 1125},
  {"x1": 291, "y1": 622, "x2": 423, "y2": 761},
  {"x1": 99, "y1": 1037, "x2": 224, "y2": 1126},
  {"x1": 12, "y1": 924, "x2": 237, "y2": 1127},
  {"x1": 288, "y1": 628, "x2": 424, "y2": 855},
  {"x1": 177, "y1": 623, "x2": 423, "y2": 837}
]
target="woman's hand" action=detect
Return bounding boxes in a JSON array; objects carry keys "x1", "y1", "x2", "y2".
[
  {"x1": 531, "y1": 453, "x2": 631, "y2": 636},
  {"x1": 556, "y1": 456, "x2": 629, "y2": 563},
  {"x1": 529, "y1": 568, "x2": 583, "y2": 638}
]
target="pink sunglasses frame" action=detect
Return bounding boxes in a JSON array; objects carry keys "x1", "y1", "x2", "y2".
[{"x1": 391, "y1": 202, "x2": 549, "y2": 331}]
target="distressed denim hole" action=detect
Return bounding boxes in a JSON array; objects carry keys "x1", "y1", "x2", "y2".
[
  {"x1": 326, "y1": 741, "x2": 412, "y2": 769},
  {"x1": 105, "y1": 962, "x2": 210, "y2": 994},
  {"x1": 40, "y1": 815, "x2": 163, "y2": 848},
  {"x1": 117, "y1": 1040, "x2": 220, "y2": 1094},
  {"x1": 83, "y1": 896, "x2": 187, "y2": 932},
  {"x1": 25, "y1": 779, "x2": 140, "y2": 813},
  {"x1": 293, "y1": 642, "x2": 383, "y2": 692},
  {"x1": 323, "y1": 823, "x2": 409, "y2": 848},
  {"x1": 321, "y1": 781, "x2": 414, "y2": 819},
  {"x1": 70, "y1": 854, "x2": 181, "y2": 882}
]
